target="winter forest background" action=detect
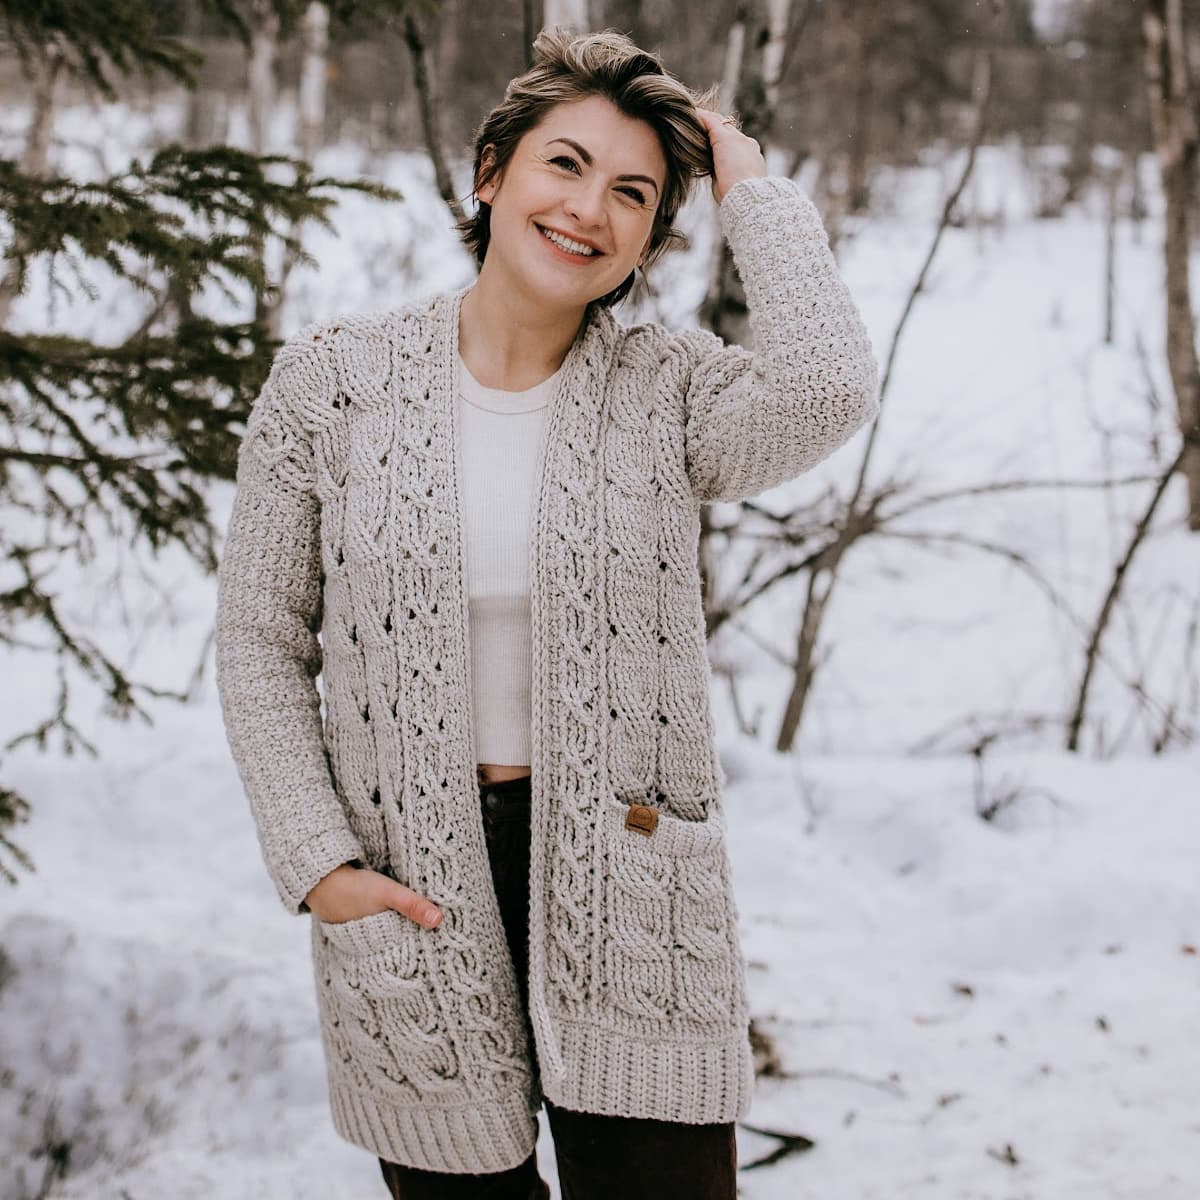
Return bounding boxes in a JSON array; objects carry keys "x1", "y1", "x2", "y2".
[{"x1": 2, "y1": 0, "x2": 1198, "y2": 1197}]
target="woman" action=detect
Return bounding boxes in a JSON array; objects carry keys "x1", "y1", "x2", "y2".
[{"x1": 214, "y1": 26, "x2": 879, "y2": 1200}]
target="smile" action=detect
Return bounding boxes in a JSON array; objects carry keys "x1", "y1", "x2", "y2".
[{"x1": 536, "y1": 223, "x2": 603, "y2": 259}]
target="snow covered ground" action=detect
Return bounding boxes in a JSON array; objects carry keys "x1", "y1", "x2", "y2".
[{"x1": 1, "y1": 98, "x2": 1197, "y2": 1199}]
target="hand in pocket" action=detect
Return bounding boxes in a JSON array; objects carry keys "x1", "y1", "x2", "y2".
[{"x1": 304, "y1": 862, "x2": 443, "y2": 928}]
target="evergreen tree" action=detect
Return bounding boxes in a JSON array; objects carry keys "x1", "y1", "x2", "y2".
[{"x1": 0, "y1": 1, "x2": 425, "y2": 886}]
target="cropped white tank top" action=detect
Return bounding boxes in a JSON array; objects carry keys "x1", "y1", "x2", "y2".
[{"x1": 457, "y1": 351, "x2": 564, "y2": 765}]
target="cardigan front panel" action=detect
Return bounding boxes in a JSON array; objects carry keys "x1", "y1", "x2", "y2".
[
  {"x1": 509, "y1": 297, "x2": 755, "y2": 1123},
  {"x1": 313, "y1": 299, "x2": 543, "y2": 1134},
  {"x1": 600, "y1": 324, "x2": 726, "y2": 822}
]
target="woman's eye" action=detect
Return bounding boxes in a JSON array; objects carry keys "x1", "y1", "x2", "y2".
[{"x1": 550, "y1": 156, "x2": 647, "y2": 205}]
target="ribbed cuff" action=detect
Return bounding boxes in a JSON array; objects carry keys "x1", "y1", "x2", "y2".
[
  {"x1": 720, "y1": 173, "x2": 809, "y2": 218},
  {"x1": 275, "y1": 824, "x2": 367, "y2": 915}
]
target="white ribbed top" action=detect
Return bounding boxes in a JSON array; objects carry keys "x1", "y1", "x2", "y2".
[{"x1": 457, "y1": 351, "x2": 564, "y2": 765}]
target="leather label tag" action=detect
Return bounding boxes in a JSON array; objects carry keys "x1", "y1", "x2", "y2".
[{"x1": 624, "y1": 803, "x2": 659, "y2": 837}]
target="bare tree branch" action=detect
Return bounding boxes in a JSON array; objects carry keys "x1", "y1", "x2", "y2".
[{"x1": 1066, "y1": 438, "x2": 1189, "y2": 749}]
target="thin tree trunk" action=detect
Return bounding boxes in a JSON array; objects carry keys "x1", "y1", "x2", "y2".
[
  {"x1": 1142, "y1": 0, "x2": 1200, "y2": 530},
  {"x1": 701, "y1": 0, "x2": 789, "y2": 349},
  {"x1": 0, "y1": 41, "x2": 63, "y2": 328},
  {"x1": 181, "y1": 0, "x2": 212, "y2": 147},
  {"x1": 845, "y1": 6, "x2": 878, "y2": 216},
  {"x1": 775, "y1": 544, "x2": 840, "y2": 745},
  {"x1": 1065, "y1": 440, "x2": 1189, "y2": 751},
  {"x1": 403, "y1": 10, "x2": 467, "y2": 229},
  {"x1": 247, "y1": 1, "x2": 279, "y2": 155},
  {"x1": 523, "y1": 0, "x2": 540, "y2": 66},
  {"x1": 698, "y1": 0, "x2": 791, "y2": 627},
  {"x1": 247, "y1": 0, "x2": 281, "y2": 329},
  {"x1": 298, "y1": 1, "x2": 329, "y2": 161},
  {"x1": 1103, "y1": 162, "x2": 1118, "y2": 344},
  {"x1": 260, "y1": 0, "x2": 331, "y2": 340}
]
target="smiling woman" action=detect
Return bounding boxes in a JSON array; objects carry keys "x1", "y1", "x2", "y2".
[
  {"x1": 455, "y1": 33, "x2": 718, "y2": 316},
  {"x1": 214, "y1": 22, "x2": 880, "y2": 1200}
]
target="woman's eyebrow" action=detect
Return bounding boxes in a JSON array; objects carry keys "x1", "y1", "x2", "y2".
[{"x1": 543, "y1": 137, "x2": 660, "y2": 195}]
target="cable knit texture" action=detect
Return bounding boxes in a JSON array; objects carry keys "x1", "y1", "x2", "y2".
[{"x1": 214, "y1": 175, "x2": 880, "y2": 1174}]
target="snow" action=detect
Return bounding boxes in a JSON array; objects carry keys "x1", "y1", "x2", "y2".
[
  {"x1": 1, "y1": 95, "x2": 1197, "y2": 1199},
  {"x1": 729, "y1": 750, "x2": 1199, "y2": 1197}
]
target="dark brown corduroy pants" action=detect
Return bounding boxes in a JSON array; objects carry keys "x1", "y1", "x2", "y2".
[{"x1": 377, "y1": 773, "x2": 738, "y2": 1200}]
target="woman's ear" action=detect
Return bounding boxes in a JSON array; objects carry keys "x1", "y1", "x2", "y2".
[{"x1": 477, "y1": 145, "x2": 499, "y2": 203}]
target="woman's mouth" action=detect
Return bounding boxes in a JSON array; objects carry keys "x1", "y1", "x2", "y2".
[{"x1": 536, "y1": 223, "x2": 603, "y2": 262}]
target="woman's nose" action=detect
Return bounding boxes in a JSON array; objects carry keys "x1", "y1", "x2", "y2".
[{"x1": 563, "y1": 181, "x2": 606, "y2": 227}]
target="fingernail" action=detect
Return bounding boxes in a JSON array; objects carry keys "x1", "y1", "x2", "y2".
[{"x1": 424, "y1": 907, "x2": 442, "y2": 927}]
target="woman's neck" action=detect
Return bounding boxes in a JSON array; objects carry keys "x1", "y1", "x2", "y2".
[{"x1": 458, "y1": 274, "x2": 586, "y2": 392}]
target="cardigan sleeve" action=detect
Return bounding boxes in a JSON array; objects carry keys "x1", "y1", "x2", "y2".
[
  {"x1": 214, "y1": 333, "x2": 366, "y2": 916},
  {"x1": 677, "y1": 175, "x2": 881, "y2": 505}
]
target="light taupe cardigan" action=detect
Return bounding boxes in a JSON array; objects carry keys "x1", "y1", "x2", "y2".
[{"x1": 214, "y1": 175, "x2": 880, "y2": 1174}]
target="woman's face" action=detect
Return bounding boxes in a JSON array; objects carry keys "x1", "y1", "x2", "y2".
[{"x1": 477, "y1": 94, "x2": 667, "y2": 310}]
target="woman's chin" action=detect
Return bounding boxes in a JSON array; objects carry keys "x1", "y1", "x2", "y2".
[{"x1": 522, "y1": 268, "x2": 612, "y2": 307}]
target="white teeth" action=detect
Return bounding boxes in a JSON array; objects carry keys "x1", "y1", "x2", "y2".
[{"x1": 539, "y1": 225, "x2": 597, "y2": 256}]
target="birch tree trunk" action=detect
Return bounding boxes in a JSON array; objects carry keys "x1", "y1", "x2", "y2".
[
  {"x1": 298, "y1": 1, "x2": 329, "y2": 162},
  {"x1": 698, "y1": 0, "x2": 791, "y2": 625},
  {"x1": 252, "y1": 0, "x2": 332, "y2": 339},
  {"x1": 1142, "y1": 0, "x2": 1200, "y2": 531},
  {"x1": 247, "y1": 1, "x2": 279, "y2": 158},
  {"x1": 701, "y1": 0, "x2": 790, "y2": 346},
  {"x1": 247, "y1": 0, "x2": 281, "y2": 330},
  {"x1": 544, "y1": 0, "x2": 590, "y2": 31}
]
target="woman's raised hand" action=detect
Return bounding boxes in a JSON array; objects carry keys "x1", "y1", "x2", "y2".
[
  {"x1": 305, "y1": 862, "x2": 444, "y2": 928},
  {"x1": 695, "y1": 107, "x2": 769, "y2": 207}
]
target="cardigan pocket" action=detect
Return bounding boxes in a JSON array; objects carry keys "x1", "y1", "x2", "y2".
[
  {"x1": 600, "y1": 795, "x2": 738, "y2": 1028},
  {"x1": 319, "y1": 906, "x2": 416, "y2": 954},
  {"x1": 318, "y1": 907, "x2": 462, "y2": 1097}
]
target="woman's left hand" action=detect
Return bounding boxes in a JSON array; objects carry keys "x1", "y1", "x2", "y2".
[{"x1": 695, "y1": 108, "x2": 768, "y2": 206}]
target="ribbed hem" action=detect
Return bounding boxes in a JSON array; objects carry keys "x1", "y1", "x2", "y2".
[
  {"x1": 326, "y1": 1076, "x2": 539, "y2": 1174},
  {"x1": 542, "y1": 1017, "x2": 755, "y2": 1125}
]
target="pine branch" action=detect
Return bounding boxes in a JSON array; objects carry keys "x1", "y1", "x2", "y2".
[
  {"x1": 0, "y1": 0, "x2": 203, "y2": 97},
  {"x1": 0, "y1": 0, "x2": 420, "y2": 892},
  {"x1": 0, "y1": 148, "x2": 401, "y2": 310}
]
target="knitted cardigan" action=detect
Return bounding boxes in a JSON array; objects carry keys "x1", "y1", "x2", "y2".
[{"x1": 214, "y1": 174, "x2": 880, "y2": 1174}]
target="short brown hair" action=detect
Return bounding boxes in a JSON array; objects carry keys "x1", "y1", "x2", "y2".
[{"x1": 455, "y1": 27, "x2": 719, "y2": 310}]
